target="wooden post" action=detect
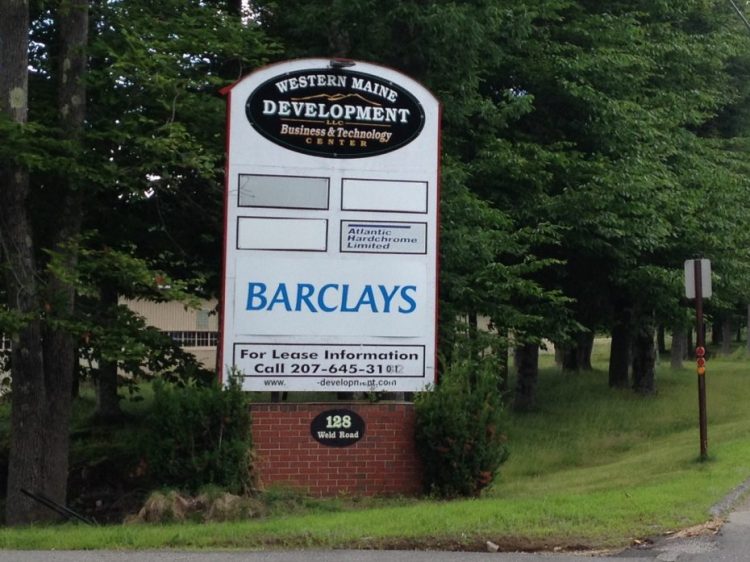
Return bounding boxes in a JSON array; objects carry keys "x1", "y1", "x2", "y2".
[{"x1": 694, "y1": 260, "x2": 708, "y2": 461}]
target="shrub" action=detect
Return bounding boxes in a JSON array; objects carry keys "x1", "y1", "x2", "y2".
[
  {"x1": 414, "y1": 359, "x2": 509, "y2": 497},
  {"x1": 140, "y1": 373, "x2": 254, "y2": 494}
]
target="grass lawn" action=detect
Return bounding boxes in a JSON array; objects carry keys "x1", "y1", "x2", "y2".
[{"x1": 1, "y1": 341, "x2": 750, "y2": 551}]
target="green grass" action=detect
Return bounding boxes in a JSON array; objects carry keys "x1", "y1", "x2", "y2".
[
  {"x1": 2, "y1": 344, "x2": 750, "y2": 551},
  {"x1": 490, "y1": 351, "x2": 750, "y2": 542}
]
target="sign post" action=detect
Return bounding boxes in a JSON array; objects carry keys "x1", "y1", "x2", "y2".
[
  {"x1": 219, "y1": 59, "x2": 440, "y2": 393},
  {"x1": 685, "y1": 258, "x2": 711, "y2": 461}
]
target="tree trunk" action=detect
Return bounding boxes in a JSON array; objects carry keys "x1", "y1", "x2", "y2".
[
  {"x1": 553, "y1": 343, "x2": 564, "y2": 367},
  {"x1": 747, "y1": 305, "x2": 750, "y2": 353},
  {"x1": 227, "y1": 0, "x2": 243, "y2": 15},
  {"x1": 2, "y1": 0, "x2": 88, "y2": 524},
  {"x1": 497, "y1": 340, "x2": 509, "y2": 393},
  {"x1": 0, "y1": 0, "x2": 29, "y2": 126},
  {"x1": 468, "y1": 311, "x2": 479, "y2": 388},
  {"x1": 37, "y1": 0, "x2": 89, "y2": 517},
  {"x1": 95, "y1": 359, "x2": 120, "y2": 420},
  {"x1": 95, "y1": 284, "x2": 122, "y2": 421},
  {"x1": 632, "y1": 318, "x2": 656, "y2": 395},
  {"x1": 608, "y1": 302, "x2": 631, "y2": 388},
  {"x1": 0, "y1": 0, "x2": 54, "y2": 525},
  {"x1": 513, "y1": 342, "x2": 539, "y2": 412},
  {"x1": 721, "y1": 317, "x2": 733, "y2": 356},
  {"x1": 711, "y1": 320, "x2": 720, "y2": 346},
  {"x1": 580, "y1": 332, "x2": 594, "y2": 370},
  {"x1": 670, "y1": 324, "x2": 686, "y2": 369},
  {"x1": 562, "y1": 331, "x2": 593, "y2": 371},
  {"x1": 657, "y1": 325, "x2": 667, "y2": 354},
  {"x1": 491, "y1": 328, "x2": 509, "y2": 393},
  {"x1": 71, "y1": 346, "x2": 80, "y2": 398}
]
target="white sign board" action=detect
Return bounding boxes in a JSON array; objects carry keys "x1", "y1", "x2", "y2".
[
  {"x1": 684, "y1": 259, "x2": 712, "y2": 299},
  {"x1": 219, "y1": 59, "x2": 440, "y2": 392}
]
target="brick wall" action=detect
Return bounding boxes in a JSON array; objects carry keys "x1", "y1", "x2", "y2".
[{"x1": 250, "y1": 402, "x2": 422, "y2": 496}]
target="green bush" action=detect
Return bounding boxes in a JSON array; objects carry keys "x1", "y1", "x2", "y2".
[
  {"x1": 140, "y1": 374, "x2": 254, "y2": 494},
  {"x1": 415, "y1": 359, "x2": 509, "y2": 497}
]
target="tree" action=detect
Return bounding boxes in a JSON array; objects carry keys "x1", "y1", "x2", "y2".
[
  {"x1": 0, "y1": 0, "x2": 90, "y2": 524},
  {"x1": 1, "y1": 0, "x2": 273, "y2": 523},
  {"x1": 251, "y1": 0, "x2": 575, "y2": 394},
  {"x1": 608, "y1": 296, "x2": 632, "y2": 388},
  {"x1": 0, "y1": 2, "x2": 82, "y2": 524},
  {"x1": 78, "y1": 0, "x2": 273, "y2": 415},
  {"x1": 490, "y1": 0, "x2": 750, "y2": 390},
  {"x1": 5, "y1": 4, "x2": 750, "y2": 520},
  {"x1": 0, "y1": 0, "x2": 44, "y2": 525}
]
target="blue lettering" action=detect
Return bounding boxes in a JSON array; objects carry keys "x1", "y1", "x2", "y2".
[
  {"x1": 246, "y1": 282, "x2": 267, "y2": 310},
  {"x1": 378, "y1": 285, "x2": 399, "y2": 313},
  {"x1": 295, "y1": 283, "x2": 317, "y2": 312},
  {"x1": 268, "y1": 283, "x2": 292, "y2": 311},
  {"x1": 354, "y1": 285, "x2": 378, "y2": 313},
  {"x1": 247, "y1": 282, "x2": 417, "y2": 314},
  {"x1": 341, "y1": 284, "x2": 357, "y2": 312},
  {"x1": 318, "y1": 284, "x2": 339, "y2": 312},
  {"x1": 398, "y1": 285, "x2": 417, "y2": 313}
]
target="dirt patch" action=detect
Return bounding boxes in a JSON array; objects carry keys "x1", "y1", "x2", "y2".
[
  {"x1": 363, "y1": 536, "x2": 599, "y2": 553},
  {"x1": 665, "y1": 518, "x2": 723, "y2": 540},
  {"x1": 251, "y1": 533, "x2": 602, "y2": 554}
]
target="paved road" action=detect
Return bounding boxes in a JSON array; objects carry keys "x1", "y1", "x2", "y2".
[
  {"x1": 1, "y1": 495, "x2": 748, "y2": 562},
  {"x1": 614, "y1": 491, "x2": 750, "y2": 562},
  {"x1": 0, "y1": 551, "x2": 656, "y2": 562}
]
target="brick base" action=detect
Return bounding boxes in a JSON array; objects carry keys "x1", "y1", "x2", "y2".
[{"x1": 250, "y1": 402, "x2": 422, "y2": 496}]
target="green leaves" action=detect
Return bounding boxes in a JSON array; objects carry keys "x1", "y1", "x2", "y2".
[
  {"x1": 9, "y1": 0, "x2": 750, "y2": 389},
  {"x1": 141, "y1": 374, "x2": 254, "y2": 494},
  {"x1": 415, "y1": 358, "x2": 510, "y2": 497}
]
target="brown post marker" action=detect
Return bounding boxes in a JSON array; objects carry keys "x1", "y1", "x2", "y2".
[{"x1": 694, "y1": 259, "x2": 708, "y2": 461}]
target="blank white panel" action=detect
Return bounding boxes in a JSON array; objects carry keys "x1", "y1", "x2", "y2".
[
  {"x1": 237, "y1": 217, "x2": 327, "y2": 251},
  {"x1": 239, "y1": 174, "x2": 329, "y2": 209},
  {"x1": 342, "y1": 179, "x2": 427, "y2": 213}
]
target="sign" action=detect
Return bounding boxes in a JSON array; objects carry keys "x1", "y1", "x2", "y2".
[
  {"x1": 340, "y1": 220, "x2": 427, "y2": 254},
  {"x1": 245, "y1": 68, "x2": 425, "y2": 158},
  {"x1": 220, "y1": 59, "x2": 440, "y2": 392},
  {"x1": 310, "y1": 409, "x2": 366, "y2": 447},
  {"x1": 232, "y1": 256, "x2": 426, "y2": 336},
  {"x1": 684, "y1": 259, "x2": 712, "y2": 299},
  {"x1": 234, "y1": 343, "x2": 425, "y2": 391}
]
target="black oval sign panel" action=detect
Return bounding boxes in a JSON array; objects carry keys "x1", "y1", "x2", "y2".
[
  {"x1": 310, "y1": 409, "x2": 365, "y2": 447},
  {"x1": 246, "y1": 68, "x2": 425, "y2": 158}
]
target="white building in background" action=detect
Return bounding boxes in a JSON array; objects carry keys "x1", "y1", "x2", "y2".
[
  {"x1": 0, "y1": 299, "x2": 220, "y2": 380},
  {"x1": 123, "y1": 298, "x2": 219, "y2": 371}
]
